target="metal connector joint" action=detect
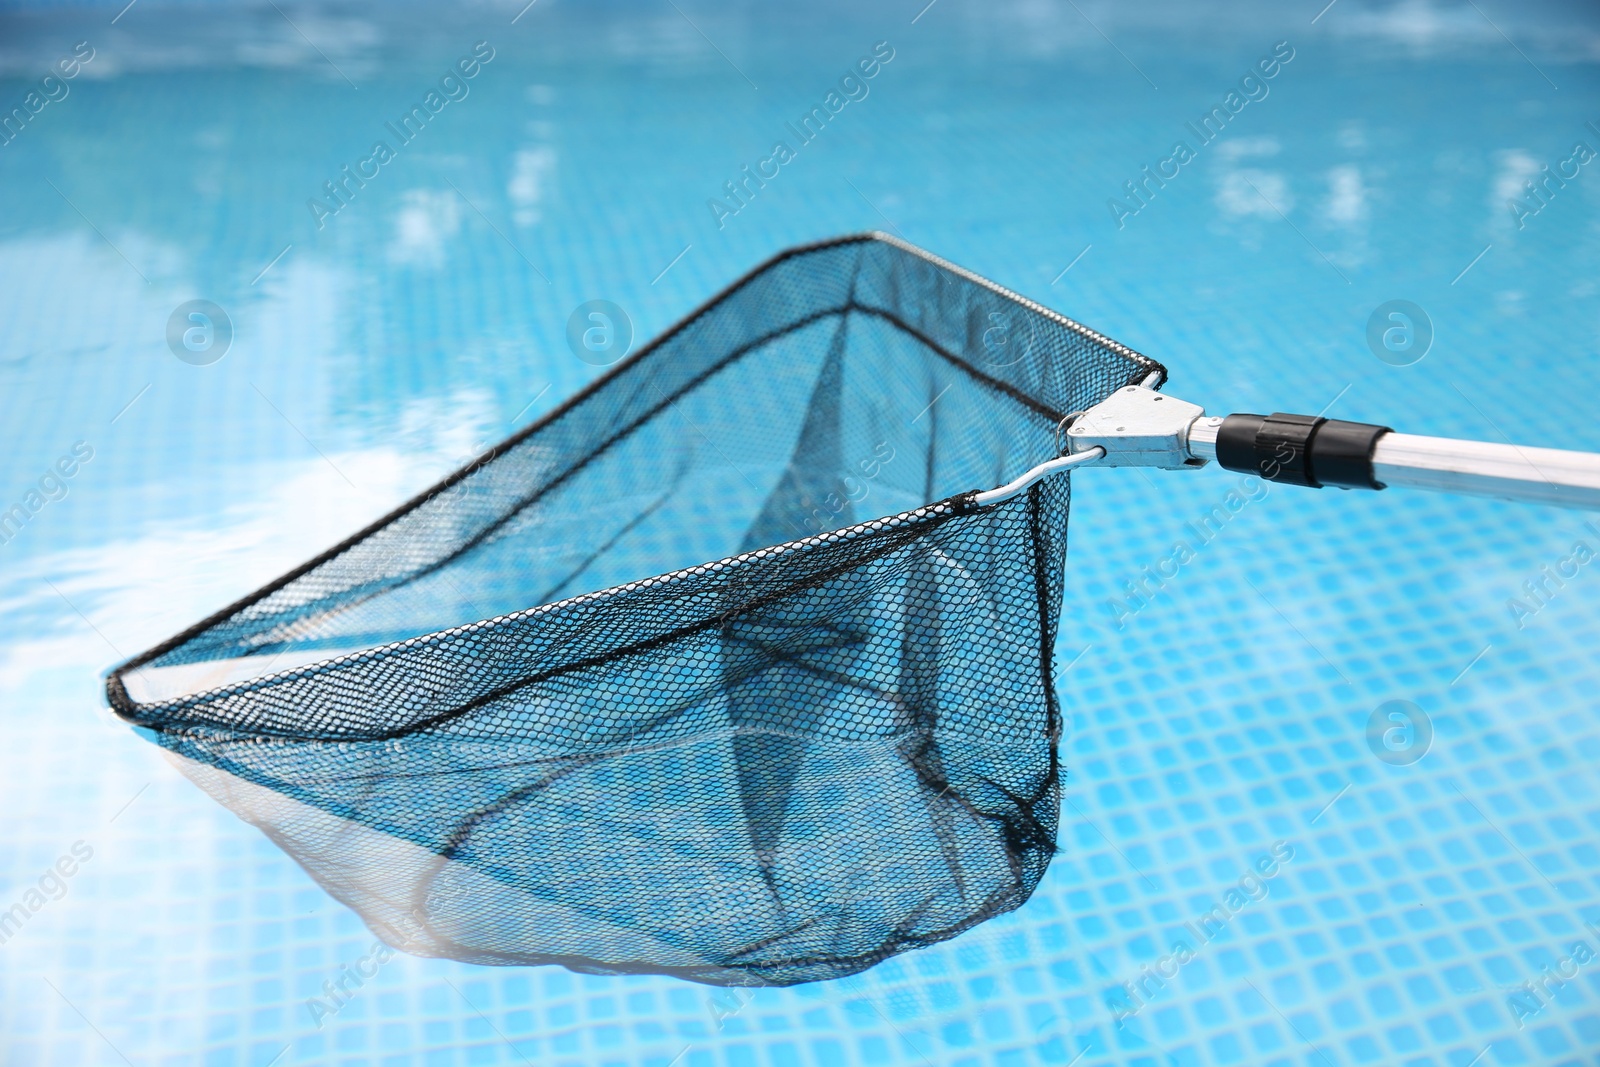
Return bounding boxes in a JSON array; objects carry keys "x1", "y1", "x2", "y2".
[{"x1": 1064, "y1": 386, "x2": 1209, "y2": 469}]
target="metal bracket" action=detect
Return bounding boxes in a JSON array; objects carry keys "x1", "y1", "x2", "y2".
[{"x1": 1064, "y1": 385, "x2": 1211, "y2": 469}]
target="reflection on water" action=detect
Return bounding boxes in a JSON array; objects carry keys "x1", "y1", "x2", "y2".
[{"x1": 2, "y1": 0, "x2": 1600, "y2": 1064}]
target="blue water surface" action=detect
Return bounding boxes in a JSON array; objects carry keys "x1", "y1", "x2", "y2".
[{"x1": 2, "y1": 1, "x2": 1599, "y2": 1064}]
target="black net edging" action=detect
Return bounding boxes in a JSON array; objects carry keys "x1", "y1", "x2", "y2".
[{"x1": 106, "y1": 233, "x2": 1164, "y2": 986}]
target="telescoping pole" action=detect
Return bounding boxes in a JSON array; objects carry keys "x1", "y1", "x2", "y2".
[{"x1": 1062, "y1": 385, "x2": 1600, "y2": 512}]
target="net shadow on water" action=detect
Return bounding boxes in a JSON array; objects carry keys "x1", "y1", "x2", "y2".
[{"x1": 107, "y1": 234, "x2": 1162, "y2": 986}]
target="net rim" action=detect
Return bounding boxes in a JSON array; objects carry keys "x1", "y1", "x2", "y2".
[{"x1": 106, "y1": 233, "x2": 1164, "y2": 718}]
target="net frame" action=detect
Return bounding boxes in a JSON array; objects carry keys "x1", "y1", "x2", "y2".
[{"x1": 112, "y1": 233, "x2": 1164, "y2": 713}]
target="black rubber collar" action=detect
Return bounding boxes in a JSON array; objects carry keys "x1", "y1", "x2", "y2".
[{"x1": 1215, "y1": 412, "x2": 1391, "y2": 490}]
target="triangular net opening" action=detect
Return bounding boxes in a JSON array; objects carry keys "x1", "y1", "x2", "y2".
[{"x1": 108, "y1": 234, "x2": 1161, "y2": 986}]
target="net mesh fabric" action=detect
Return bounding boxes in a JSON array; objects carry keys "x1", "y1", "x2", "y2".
[{"x1": 108, "y1": 234, "x2": 1162, "y2": 986}]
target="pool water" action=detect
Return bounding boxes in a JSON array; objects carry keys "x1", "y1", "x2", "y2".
[{"x1": 2, "y1": 1, "x2": 1599, "y2": 1064}]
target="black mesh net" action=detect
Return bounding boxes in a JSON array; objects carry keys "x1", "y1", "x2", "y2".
[{"x1": 107, "y1": 234, "x2": 1163, "y2": 986}]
